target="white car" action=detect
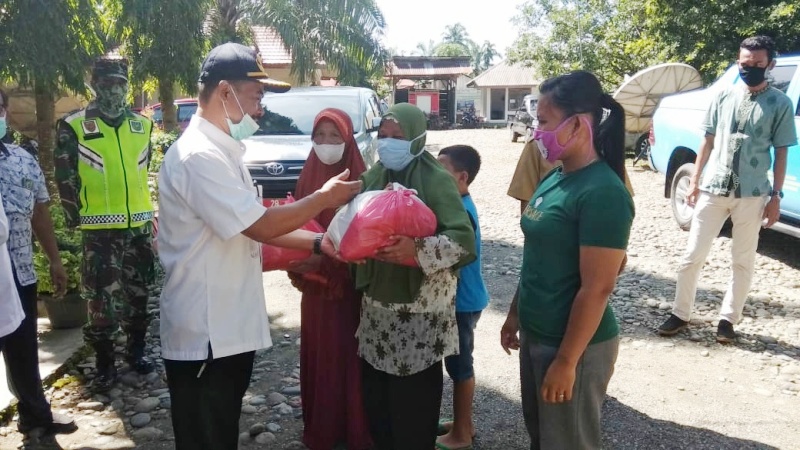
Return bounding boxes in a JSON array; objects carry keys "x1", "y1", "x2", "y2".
[{"x1": 243, "y1": 86, "x2": 384, "y2": 206}]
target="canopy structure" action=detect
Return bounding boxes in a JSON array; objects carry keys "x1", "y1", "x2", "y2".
[
  {"x1": 613, "y1": 63, "x2": 703, "y2": 133},
  {"x1": 387, "y1": 56, "x2": 472, "y2": 80}
]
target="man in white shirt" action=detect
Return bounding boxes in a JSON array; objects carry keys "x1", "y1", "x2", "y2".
[
  {"x1": 157, "y1": 42, "x2": 361, "y2": 450},
  {"x1": 0, "y1": 192, "x2": 24, "y2": 339}
]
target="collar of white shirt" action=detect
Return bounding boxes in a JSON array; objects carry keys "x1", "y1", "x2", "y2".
[{"x1": 189, "y1": 115, "x2": 247, "y2": 161}]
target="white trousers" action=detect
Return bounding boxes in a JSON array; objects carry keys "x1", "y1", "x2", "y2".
[{"x1": 673, "y1": 192, "x2": 767, "y2": 324}]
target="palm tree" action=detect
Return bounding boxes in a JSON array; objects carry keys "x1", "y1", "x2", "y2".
[
  {"x1": 246, "y1": 0, "x2": 387, "y2": 86},
  {"x1": 441, "y1": 23, "x2": 470, "y2": 47},
  {"x1": 0, "y1": 0, "x2": 104, "y2": 186},
  {"x1": 481, "y1": 41, "x2": 500, "y2": 70},
  {"x1": 466, "y1": 41, "x2": 483, "y2": 74},
  {"x1": 208, "y1": 0, "x2": 252, "y2": 46},
  {"x1": 464, "y1": 40, "x2": 500, "y2": 76},
  {"x1": 414, "y1": 40, "x2": 438, "y2": 57},
  {"x1": 113, "y1": 0, "x2": 210, "y2": 132}
]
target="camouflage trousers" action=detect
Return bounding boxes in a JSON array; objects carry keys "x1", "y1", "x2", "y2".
[{"x1": 81, "y1": 223, "x2": 155, "y2": 346}]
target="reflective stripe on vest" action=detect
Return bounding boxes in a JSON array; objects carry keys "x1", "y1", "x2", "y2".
[{"x1": 67, "y1": 112, "x2": 154, "y2": 230}]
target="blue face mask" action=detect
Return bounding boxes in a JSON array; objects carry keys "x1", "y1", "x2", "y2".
[
  {"x1": 0, "y1": 117, "x2": 6, "y2": 140},
  {"x1": 223, "y1": 87, "x2": 260, "y2": 141},
  {"x1": 377, "y1": 132, "x2": 427, "y2": 171}
]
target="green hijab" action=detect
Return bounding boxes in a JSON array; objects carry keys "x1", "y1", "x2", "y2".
[{"x1": 354, "y1": 103, "x2": 476, "y2": 304}]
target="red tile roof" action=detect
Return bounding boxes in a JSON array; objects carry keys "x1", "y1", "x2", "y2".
[{"x1": 252, "y1": 26, "x2": 293, "y2": 66}]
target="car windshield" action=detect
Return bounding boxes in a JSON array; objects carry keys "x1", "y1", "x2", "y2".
[{"x1": 255, "y1": 94, "x2": 363, "y2": 136}]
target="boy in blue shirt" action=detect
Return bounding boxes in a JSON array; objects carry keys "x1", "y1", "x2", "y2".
[{"x1": 436, "y1": 145, "x2": 490, "y2": 450}]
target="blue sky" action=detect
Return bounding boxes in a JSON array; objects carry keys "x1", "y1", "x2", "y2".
[{"x1": 374, "y1": 0, "x2": 525, "y2": 58}]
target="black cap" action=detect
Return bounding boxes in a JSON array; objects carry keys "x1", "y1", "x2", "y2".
[
  {"x1": 92, "y1": 58, "x2": 129, "y2": 82},
  {"x1": 198, "y1": 42, "x2": 291, "y2": 93}
]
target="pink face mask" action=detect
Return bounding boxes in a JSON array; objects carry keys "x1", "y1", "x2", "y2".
[{"x1": 533, "y1": 116, "x2": 592, "y2": 163}]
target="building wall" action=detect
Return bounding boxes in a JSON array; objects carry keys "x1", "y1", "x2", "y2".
[
  {"x1": 477, "y1": 85, "x2": 539, "y2": 123},
  {"x1": 1, "y1": 84, "x2": 90, "y2": 140},
  {"x1": 455, "y1": 75, "x2": 480, "y2": 113}
]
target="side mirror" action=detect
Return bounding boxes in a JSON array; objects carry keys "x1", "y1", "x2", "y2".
[{"x1": 371, "y1": 117, "x2": 382, "y2": 131}]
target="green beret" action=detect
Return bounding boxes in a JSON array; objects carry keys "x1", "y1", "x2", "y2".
[{"x1": 92, "y1": 59, "x2": 129, "y2": 82}]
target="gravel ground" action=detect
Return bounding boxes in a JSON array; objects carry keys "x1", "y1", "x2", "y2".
[{"x1": 2, "y1": 128, "x2": 799, "y2": 449}]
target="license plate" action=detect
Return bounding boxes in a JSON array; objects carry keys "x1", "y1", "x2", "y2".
[{"x1": 263, "y1": 198, "x2": 288, "y2": 208}]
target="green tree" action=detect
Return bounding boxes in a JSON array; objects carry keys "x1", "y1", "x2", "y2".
[
  {"x1": 413, "y1": 39, "x2": 438, "y2": 57},
  {"x1": 247, "y1": 0, "x2": 387, "y2": 86},
  {"x1": 642, "y1": 0, "x2": 800, "y2": 83},
  {"x1": 111, "y1": 0, "x2": 210, "y2": 132},
  {"x1": 435, "y1": 42, "x2": 470, "y2": 57},
  {"x1": 507, "y1": 0, "x2": 659, "y2": 89},
  {"x1": 508, "y1": 0, "x2": 800, "y2": 89},
  {"x1": 0, "y1": 0, "x2": 105, "y2": 186}
]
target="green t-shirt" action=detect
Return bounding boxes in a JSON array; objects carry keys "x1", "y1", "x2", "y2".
[{"x1": 518, "y1": 161, "x2": 634, "y2": 347}]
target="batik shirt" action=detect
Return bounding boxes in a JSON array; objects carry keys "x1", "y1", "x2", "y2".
[
  {"x1": 356, "y1": 235, "x2": 466, "y2": 376},
  {"x1": 701, "y1": 86, "x2": 797, "y2": 197},
  {"x1": 0, "y1": 143, "x2": 50, "y2": 286}
]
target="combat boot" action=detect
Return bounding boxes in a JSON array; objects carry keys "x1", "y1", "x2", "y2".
[
  {"x1": 126, "y1": 331, "x2": 155, "y2": 374},
  {"x1": 93, "y1": 341, "x2": 117, "y2": 392}
]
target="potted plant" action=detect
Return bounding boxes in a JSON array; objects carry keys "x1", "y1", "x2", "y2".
[{"x1": 34, "y1": 205, "x2": 86, "y2": 329}]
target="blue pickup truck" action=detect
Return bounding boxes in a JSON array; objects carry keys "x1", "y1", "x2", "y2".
[{"x1": 649, "y1": 56, "x2": 800, "y2": 238}]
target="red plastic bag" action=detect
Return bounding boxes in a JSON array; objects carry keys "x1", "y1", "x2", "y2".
[
  {"x1": 330, "y1": 184, "x2": 437, "y2": 265},
  {"x1": 261, "y1": 194, "x2": 325, "y2": 272}
]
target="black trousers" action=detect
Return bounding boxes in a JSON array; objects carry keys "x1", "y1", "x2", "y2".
[
  {"x1": 361, "y1": 358, "x2": 443, "y2": 450},
  {"x1": 164, "y1": 351, "x2": 255, "y2": 450},
  {"x1": 1, "y1": 278, "x2": 52, "y2": 430}
]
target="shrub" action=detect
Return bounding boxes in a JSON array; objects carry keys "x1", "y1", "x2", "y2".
[
  {"x1": 148, "y1": 128, "x2": 177, "y2": 205},
  {"x1": 33, "y1": 204, "x2": 82, "y2": 295}
]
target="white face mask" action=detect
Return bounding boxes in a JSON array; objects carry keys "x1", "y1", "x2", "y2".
[{"x1": 312, "y1": 142, "x2": 346, "y2": 165}]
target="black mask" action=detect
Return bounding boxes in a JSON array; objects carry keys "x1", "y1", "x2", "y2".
[{"x1": 739, "y1": 66, "x2": 767, "y2": 87}]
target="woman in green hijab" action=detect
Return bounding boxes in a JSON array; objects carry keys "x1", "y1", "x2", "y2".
[{"x1": 355, "y1": 103, "x2": 476, "y2": 449}]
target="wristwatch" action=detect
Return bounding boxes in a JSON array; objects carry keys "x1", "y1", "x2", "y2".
[
  {"x1": 770, "y1": 190, "x2": 784, "y2": 199},
  {"x1": 312, "y1": 233, "x2": 324, "y2": 255}
]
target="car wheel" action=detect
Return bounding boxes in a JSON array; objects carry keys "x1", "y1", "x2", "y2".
[
  {"x1": 633, "y1": 133, "x2": 650, "y2": 166},
  {"x1": 670, "y1": 162, "x2": 695, "y2": 231}
]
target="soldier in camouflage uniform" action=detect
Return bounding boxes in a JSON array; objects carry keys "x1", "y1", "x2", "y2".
[{"x1": 55, "y1": 59, "x2": 156, "y2": 391}]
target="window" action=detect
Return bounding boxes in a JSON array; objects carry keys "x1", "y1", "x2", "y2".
[
  {"x1": 255, "y1": 94, "x2": 363, "y2": 136},
  {"x1": 489, "y1": 89, "x2": 505, "y2": 120},
  {"x1": 769, "y1": 65, "x2": 797, "y2": 94},
  {"x1": 177, "y1": 104, "x2": 198, "y2": 122},
  {"x1": 508, "y1": 88, "x2": 531, "y2": 115},
  {"x1": 366, "y1": 95, "x2": 381, "y2": 131}
]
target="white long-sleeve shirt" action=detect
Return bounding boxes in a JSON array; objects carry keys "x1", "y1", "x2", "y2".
[{"x1": 0, "y1": 192, "x2": 24, "y2": 339}]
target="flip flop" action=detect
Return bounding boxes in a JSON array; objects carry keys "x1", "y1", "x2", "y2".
[{"x1": 435, "y1": 442, "x2": 473, "y2": 450}]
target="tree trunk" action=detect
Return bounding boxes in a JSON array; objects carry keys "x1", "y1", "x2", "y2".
[
  {"x1": 34, "y1": 81, "x2": 57, "y2": 194},
  {"x1": 159, "y1": 81, "x2": 177, "y2": 132}
]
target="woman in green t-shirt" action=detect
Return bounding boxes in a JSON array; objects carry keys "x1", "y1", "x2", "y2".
[{"x1": 500, "y1": 71, "x2": 635, "y2": 449}]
